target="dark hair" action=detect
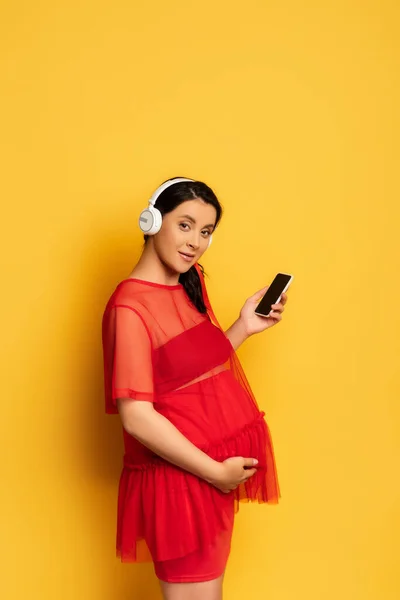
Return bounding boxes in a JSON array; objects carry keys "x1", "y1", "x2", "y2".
[{"x1": 143, "y1": 177, "x2": 223, "y2": 313}]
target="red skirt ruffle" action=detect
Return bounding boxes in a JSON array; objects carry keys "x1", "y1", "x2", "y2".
[
  {"x1": 117, "y1": 412, "x2": 280, "y2": 563},
  {"x1": 153, "y1": 497, "x2": 235, "y2": 583}
]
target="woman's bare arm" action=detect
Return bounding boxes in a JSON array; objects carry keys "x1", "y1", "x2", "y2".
[
  {"x1": 224, "y1": 317, "x2": 249, "y2": 351},
  {"x1": 117, "y1": 399, "x2": 257, "y2": 492}
]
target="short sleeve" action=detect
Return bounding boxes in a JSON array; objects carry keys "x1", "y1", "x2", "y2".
[{"x1": 102, "y1": 305, "x2": 154, "y2": 414}]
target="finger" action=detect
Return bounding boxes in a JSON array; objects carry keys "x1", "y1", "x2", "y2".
[
  {"x1": 242, "y1": 468, "x2": 257, "y2": 481},
  {"x1": 271, "y1": 303, "x2": 285, "y2": 313},
  {"x1": 242, "y1": 457, "x2": 259, "y2": 468},
  {"x1": 224, "y1": 485, "x2": 237, "y2": 492},
  {"x1": 269, "y1": 312, "x2": 282, "y2": 320},
  {"x1": 252, "y1": 286, "x2": 269, "y2": 302},
  {"x1": 218, "y1": 485, "x2": 232, "y2": 494}
]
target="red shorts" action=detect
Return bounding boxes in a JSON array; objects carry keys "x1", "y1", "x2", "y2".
[{"x1": 153, "y1": 502, "x2": 235, "y2": 584}]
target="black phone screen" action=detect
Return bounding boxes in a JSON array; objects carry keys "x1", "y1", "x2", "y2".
[{"x1": 255, "y1": 273, "x2": 292, "y2": 316}]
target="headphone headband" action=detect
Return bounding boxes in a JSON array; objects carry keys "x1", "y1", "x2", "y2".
[
  {"x1": 149, "y1": 178, "x2": 195, "y2": 207},
  {"x1": 139, "y1": 177, "x2": 213, "y2": 246}
]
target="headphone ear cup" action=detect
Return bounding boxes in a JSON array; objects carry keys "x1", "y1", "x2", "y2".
[
  {"x1": 208, "y1": 233, "x2": 213, "y2": 247},
  {"x1": 139, "y1": 206, "x2": 163, "y2": 235},
  {"x1": 151, "y1": 206, "x2": 162, "y2": 234}
]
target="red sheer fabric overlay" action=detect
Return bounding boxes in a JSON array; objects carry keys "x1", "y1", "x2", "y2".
[{"x1": 102, "y1": 263, "x2": 281, "y2": 564}]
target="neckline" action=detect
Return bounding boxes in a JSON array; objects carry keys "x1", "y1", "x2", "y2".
[{"x1": 118, "y1": 277, "x2": 183, "y2": 290}]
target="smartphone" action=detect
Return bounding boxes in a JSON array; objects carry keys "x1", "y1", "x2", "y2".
[{"x1": 254, "y1": 273, "x2": 293, "y2": 317}]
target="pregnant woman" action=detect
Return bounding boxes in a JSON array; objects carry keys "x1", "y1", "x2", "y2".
[{"x1": 102, "y1": 177, "x2": 288, "y2": 600}]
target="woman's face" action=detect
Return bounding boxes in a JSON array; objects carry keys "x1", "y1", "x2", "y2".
[{"x1": 153, "y1": 198, "x2": 217, "y2": 273}]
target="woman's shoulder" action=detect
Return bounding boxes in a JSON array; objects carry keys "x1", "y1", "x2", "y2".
[
  {"x1": 101, "y1": 283, "x2": 154, "y2": 341},
  {"x1": 103, "y1": 277, "x2": 186, "y2": 322},
  {"x1": 104, "y1": 279, "x2": 151, "y2": 311}
]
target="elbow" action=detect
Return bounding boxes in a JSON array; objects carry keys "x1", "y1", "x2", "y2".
[
  {"x1": 121, "y1": 418, "x2": 136, "y2": 437},
  {"x1": 116, "y1": 398, "x2": 154, "y2": 439},
  {"x1": 119, "y1": 410, "x2": 140, "y2": 438}
]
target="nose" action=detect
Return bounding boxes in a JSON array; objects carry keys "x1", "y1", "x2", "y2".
[{"x1": 188, "y1": 233, "x2": 201, "y2": 249}]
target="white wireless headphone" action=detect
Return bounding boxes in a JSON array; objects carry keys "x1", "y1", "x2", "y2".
[{"x1": 138, "y1": 178, "x2": 213, "y2": 247}]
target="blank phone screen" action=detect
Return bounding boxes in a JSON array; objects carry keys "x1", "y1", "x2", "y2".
[{"x1": 255, "y1": 273, "x2": 292, "y2": 316}]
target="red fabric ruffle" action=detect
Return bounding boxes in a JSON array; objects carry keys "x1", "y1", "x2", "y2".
[{"x1": 117, "y1": 411, "x2": 280, "y2": 563}]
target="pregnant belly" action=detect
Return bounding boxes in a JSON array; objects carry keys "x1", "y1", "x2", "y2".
[{"x1": 155, "y1": 369, "x2": 261, "y2": 448}]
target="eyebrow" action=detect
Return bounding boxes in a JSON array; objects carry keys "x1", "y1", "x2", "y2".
[{"x1": 179, "y1": 214, "x2": 215, "y2": 229}]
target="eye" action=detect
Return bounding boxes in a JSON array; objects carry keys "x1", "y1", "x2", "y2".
[
  {"x1": 202, "y1": 230, "x2": 211, "y2": 237},
  {"x1": 179, "y1": 223, "x2": 190, "y2": 230}
]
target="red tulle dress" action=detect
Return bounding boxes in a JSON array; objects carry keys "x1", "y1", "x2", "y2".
[{"x1": 102, "y1": 263, "x2": 281, "y2": 582}]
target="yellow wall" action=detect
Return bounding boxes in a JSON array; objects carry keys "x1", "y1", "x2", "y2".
[{"x1": 1, "y1": 1, "x2": 399, "y2": 598}]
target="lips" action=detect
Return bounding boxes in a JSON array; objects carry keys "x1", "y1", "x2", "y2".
[{"x1": 178, "y1": 251, "x2": 195, "y2": 261}]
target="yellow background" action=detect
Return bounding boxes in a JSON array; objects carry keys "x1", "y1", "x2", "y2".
[{"x1": 1, "y1": 1, "x2": 399, "y2": 598}]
